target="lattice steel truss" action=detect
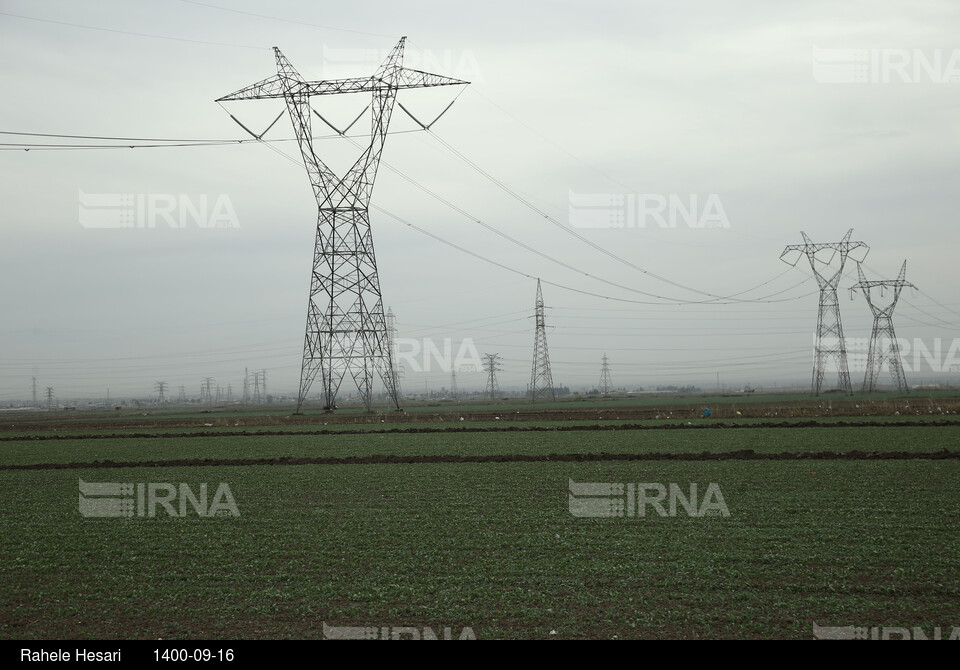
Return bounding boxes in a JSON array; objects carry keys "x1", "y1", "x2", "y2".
[
  {"x1": 850, "y1": 261, "x2": 915, "y2": 393},
  {"x1": 599, "y1": 354, "x2": 612, "y2": 395},
  {"x1": 483, "y1": 353, "x2": 502, "y2": 402},
  {"x1": 529, "y1": 279, "x2": 555, "y2": 402},
  {"x1": 217, "y1": 38, "x2": 467, "y2": 411},
  {"x1": 385, "y1": 307, "x2": 402, "y2": 402},
  {"x1": 781, "y1": 229, "x2": 869, "y2": 395}
]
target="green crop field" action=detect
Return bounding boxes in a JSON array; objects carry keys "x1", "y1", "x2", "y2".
[{"x1": 2, "y1": 400, "x2": 959, "y2": 640}]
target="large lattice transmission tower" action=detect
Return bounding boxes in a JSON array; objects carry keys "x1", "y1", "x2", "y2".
[
  {"x1": 483, "y1": 353, "x2": 502, "y2": 402},
  {"x1": 599, "y1": 354, "x2": 612, "y2": 394},
  {"x1": 781, "y1": 229, "x2": 869, "y2": 395},
  {"x1": 218, "y1": 38, "x2": 467, "y2": 413},
  {"x1": 850, "y1": 261, "x2": 915, "y2": 393},
  {"x1": 529, "y1": 279, "x2": 555, "y2": 402}
]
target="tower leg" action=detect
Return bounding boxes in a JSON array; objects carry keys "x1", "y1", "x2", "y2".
[{"x1": 296, "y1": 208, "x2": 400, "y2": 412}]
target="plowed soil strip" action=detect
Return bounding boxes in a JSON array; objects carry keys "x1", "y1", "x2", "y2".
[
  {"x1": 4, "y1": 419, "x2": 960, "y2": 442},
  {"x1": 3, "y1": 449, "x2": 959, "y2": 470}
]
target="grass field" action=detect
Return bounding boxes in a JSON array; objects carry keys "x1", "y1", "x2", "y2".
[{"x1": 2, "y1": 396, "x2": 959, "y2": 640}]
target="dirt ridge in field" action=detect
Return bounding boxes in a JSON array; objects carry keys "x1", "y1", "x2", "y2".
[
  {"x1": 4, "y1": 449, "x2": 959, "y2": 470},
  {"x1": 4, "y1": 418, "x2": 960, "y2": 442}
]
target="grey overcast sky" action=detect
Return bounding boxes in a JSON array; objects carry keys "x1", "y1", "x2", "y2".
[{"x1": 2, "y1": 0, "x2": 960, "y2": 403}]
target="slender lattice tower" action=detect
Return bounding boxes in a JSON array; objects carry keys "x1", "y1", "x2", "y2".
[
  {"x1": 599, "y1": 354, "x2": 612, "y2": 394},
  {"x1": 483, "y1": 353, "x2": 502, "y2": 401},
  {"x1": 450, "y1": 370, "x2": 459, "y2": 401},
  {"x1": 385, "y1": 307, "x2": 402, "y2": 403},
  {"x1": 529, "y1": 279, "x2": 556, "y2": 402},
  {"x1": 851, "y1": 261, "x2": 915, "y2": 392},
  {"x1": 218, "y1": 38, "x2": 467, "y2": 412},
  {"x1": 781, "y1": 229, "x2": 869, "y2": 395},
  {"x1": 202, "y1": 377, "x2": 215, "y2": 404}
]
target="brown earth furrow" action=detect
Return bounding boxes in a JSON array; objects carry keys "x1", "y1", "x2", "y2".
[{"x1": 3, "y1": 449, "x2": 959, "y2": 470}]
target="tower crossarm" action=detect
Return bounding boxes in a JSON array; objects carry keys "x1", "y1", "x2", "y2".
[
  {"x1": 780, "y1": 242, "x2": 869, "y2": 264},
  {"x1": 851, "y1": 279, "x2": 916, "y2": 290},
  {"x1": 217, "y1": 70, "x2": 467, "y2": 102},
  {"x1": 780, "y1": 228, "x2": 869, "y2": 267},
  {"x1": 851, "y1": 260, "x2": 916, "y2": 293}
]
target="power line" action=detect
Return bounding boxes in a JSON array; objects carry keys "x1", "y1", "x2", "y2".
[
  {"x1": 0, "y1": 10, "x2": 267, "y2": 50},
  {"x1": 236, "y1": 113, "x2": 815, "y2": 309},
  {"x1": 214, "y1": 104, "x2": 818, "y2": 308},
  {"x1": 0, "y1": 128, "x2": 426, "y2": 150},
  {"x1": 426, "y1": 130, "x2": 796, "y2": 304},
  {"x1": 179, "y1": 0, "x2": 395, "y2": 38},
  {"x1": 377, "y1": 203, "x2": 815, "y2": 306}
]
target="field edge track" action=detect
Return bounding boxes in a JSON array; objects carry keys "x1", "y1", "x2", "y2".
[{"x1": 3, "y1": 419, "x2": 960, "y2": 442}]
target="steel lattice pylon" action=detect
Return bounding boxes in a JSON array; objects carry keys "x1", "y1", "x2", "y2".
[
  {"x1": 529, "y1": 279, "x2": 555, "y2": 402},
  {"x1": 781, "y1": 229, "x2": 869, "y2": 395},
  {"x1": 851, "y1": 261, "x2": 916, "y2": 393},
  {"x1": 483, "y1": 353, "x2": 502, "y2": 402},
  {"x1": 385, "y1": 307, "x2": 403, "y2": 402},
  {"x1": 218, "y1": 38, "x2": 467, "y2": 412},
  {"x1": 599, "y1": 354, "x2": 612, "y2": 395}
]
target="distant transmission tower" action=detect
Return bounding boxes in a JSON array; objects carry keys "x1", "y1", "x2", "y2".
[
  {"x1": 32, "y1": 376, "x2": 38, "y2": 408},
  {"x1": 202, "y1": 378, "x2": 215, "y2": 404},
  {"x1": 483, "y1": 353, "x2": 502, "y2": 402},
  {"x1": 218, "y1": 38, "x2": 467, "y2": 413},
  {"x1": 252, "y1": 372, "x2": 262, "y2": 405},
  {"x1": 154, "y1": 381, "x2": 168, "y2": 404},
  {"x1": 529, "y1": 279, "x2": 555, "y2": 402},
  {"x1": 851, "y1": 261, "x2": 916, "y2": 393},
  {"x1": 178, "y1": 385, "x2": 187, "y2": 403},
  {"x1": 599, "y1": 354, "x2": 612, "y2": 394},
  {"x1": 781, "y1": 229, "x2": 869, "y2": 395},
  {"x1": 45, "y1": 387, "x2": 54, "y2": 410},
  {"x1": 450, "y1": 370, "x2": 459, "y2": 401},
  {"x1": 385, "y1": 307, "x2": 403, "y2": 402}
]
